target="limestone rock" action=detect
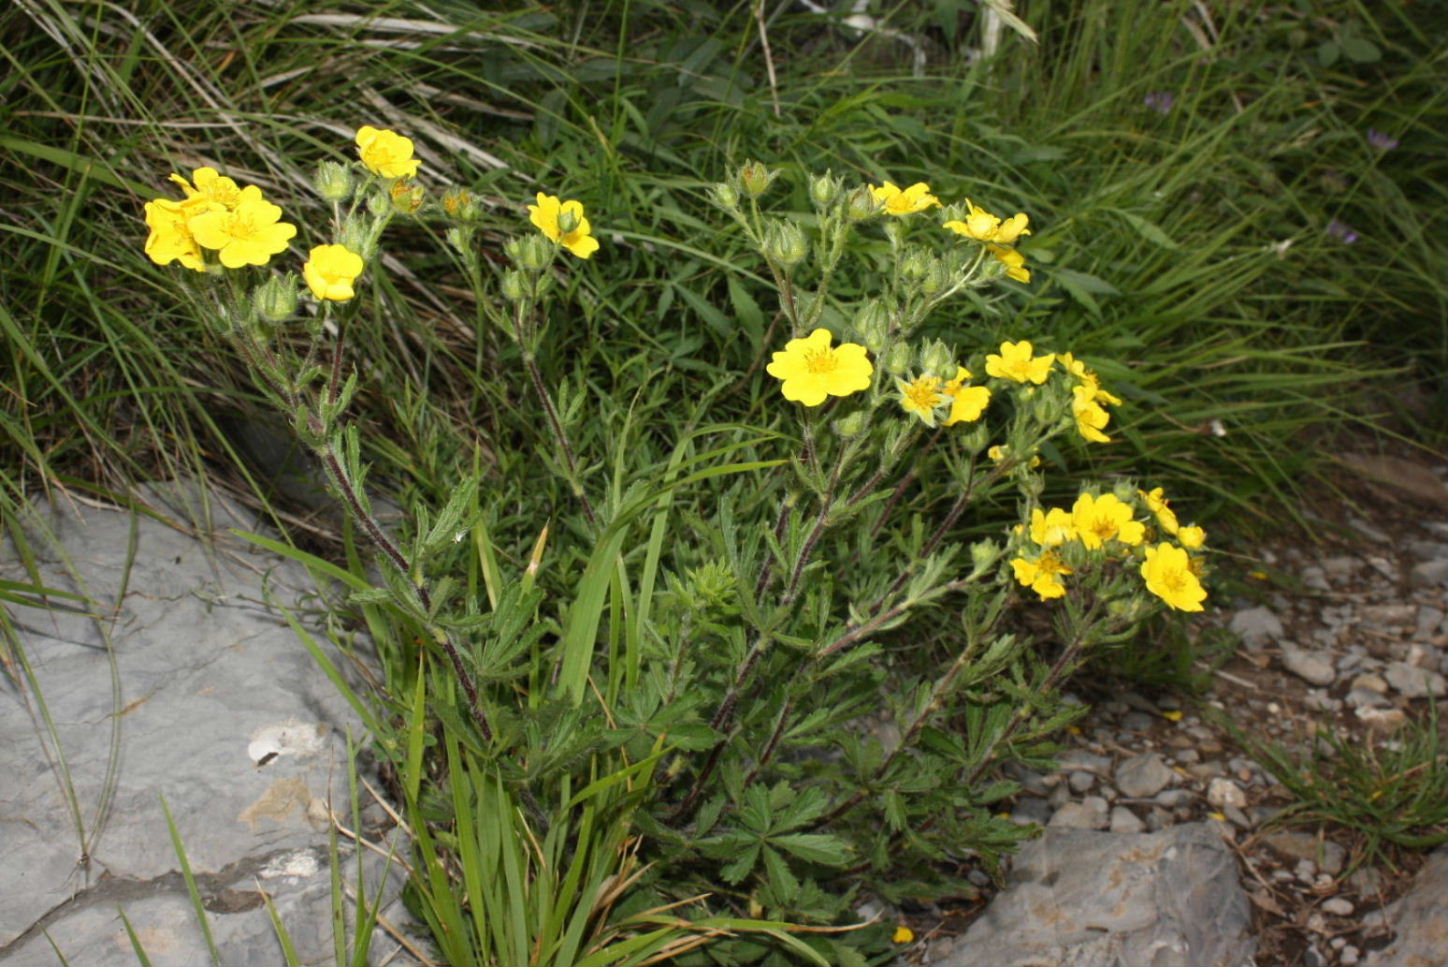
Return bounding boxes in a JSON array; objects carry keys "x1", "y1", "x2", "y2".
[
  {"x1": 1363, "y1": 846, "x2": 1448, "y2": 967},
  {"x1": 926, "y1": 824, "x2": 1255, "y2": 967},
  {"x1": 0, "y1": 483, "x2": 416, "y2": 965}
]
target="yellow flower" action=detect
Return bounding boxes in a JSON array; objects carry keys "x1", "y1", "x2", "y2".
[
  {"x1": 943, "y1": 200, "x2": 1031, "y2": 244},
  {"x1": 527, "y1": 192, "x2": 600, "y2": 259},
  {"x1": 985, "y1": 340, "x2": 1054, "y2": 384},
  {"x1": 355, "y1": 125, "x2": 421, "y2": 179},
  {"x1": 170, "y1": 166, "x2": 244, "y2": 210},
  {"x1": 941, "y1": 366, "x2": 991, "y2": 425},
  {"x1": 1138, "y1": 486, "x2": 1180, "y2": 534},
  {"x1": 869, "y1": 181, "x2": 940, "y2": 216},
  {"x1": 303, "y1": 244, "x2": 365, "y2": 301},
  {"x1": 892, "y1": 926, "x2": 915, "y2": 945},
  {"x1": 186, "y1": 185, "x2": 296, "y2": 269},
  {"x1": 1072, "y1": 385, "x2": 1113, "y2": 443},
  {"x1": 143, "y1": 197, "x2": 208, "y2": 271},
  {"x1": 1030, "y1": 506, "x2": 1077, "y2": 548},
  {"x1": 1177, "y1": 524, "x2": 1206, "y2": 549},
  {"x1": 1072, "y1": 492, "x2": 1145, "y2": 549},
  {"x1": 1141, "y1": 542, "x2": 1207, "y2": 611},
  {"x1": 988, "y1": 243, "x2": 1031, "y2": 283},
  {"x1": 1012, "y1": 550, "x2": 1072, "y2": 600},
  {"x1": 766, "y1": 328, "x2": 873, "y2": 406},
  {"x1": 989, "y1": 444, "x2": 1041, "y2": 468},
  {"x1": 898, "y1": 374, "x2": 946, "y2": 425}
]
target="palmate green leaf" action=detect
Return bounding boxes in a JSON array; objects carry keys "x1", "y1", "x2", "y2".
[
  {"x1": 760, "y1": 845, "x2": 801, "y2": 904},
  {"x1": 719, "y1": 843, "x2": 762, "y2": 884},
  {"x1": 771, "y1": 833, "x2": 852, "y2": 867}
]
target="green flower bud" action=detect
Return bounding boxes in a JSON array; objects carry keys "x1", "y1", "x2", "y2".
[
  {"x1": 969, "y1": 539, "x2": 1001, "y2": 578},
  {"x1": 900, "y1": 248, "x2": 929, "y2": 280},
  {"x1": 809, "y1": 172, "x2": 842, "y2": 209},
  {"x1": 500, "y1": 269, "x2": 528, "y2": 302},
  {"x1": 960, "y1": 424, "x2": 990, "y2": 454},
  {"x1": 337, "y1": 218, "x2": 372, "y2": 260},
  {"x1": 738, "y1": 160, "x2": 778, "y2": 197},
  {"x1": 556, "y1": 207, "x2": 580, "y2": 235},
  {"x1": 920, "y1": 339, "x2": 954, "y2": 378},
  {"x1": 506, "y1": 234, "x2": 552, "y2": 271},
  {"x1": 833, "y1": 411, "x2": 867, "y2": 439},
  {"x1": 445, "y1": 226, "x2": 471, "y2": 254},
  {"x1": 762, "y1": 220, "x2": 808, "y2": 267},
  {"x1": 314, "y1": 161, "x2": 354, "y2": 202},
  {"x1": 366, "y1": 187, "x2": 390, "y2": 217},
  {"x1": 854, "y1": 299, "x2": 892, "y2": 353},
  {"x1": 1112, "y1": 479, "x2": 1137, "y2": 503},
  {"x1": 884, "y1": 341, "x2": 913, "y2": 376},
  {"x1": 922, "y1": 258, "x2": 949, "y2": 295},
  {"x1": 708, "y1": 182, "x2": 740, "y2": 211},
  {"x1": 845, "y1": 185, "x2": 880, "y2": 220},
  {"x1": 252, "y1": 274, "x2": 298, "y2": 323}
]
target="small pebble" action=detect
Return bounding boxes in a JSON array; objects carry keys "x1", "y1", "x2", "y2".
[
  {"x1": 1067, "y1": 771, "x2": 1095, "y2": 793},
  {"x1": 1116, "y1": 752, "x2": 1175, "y2": 798},
  {"x1": 1322, "y1": 897, "x2": 1354, "y2": 916},
  {"x1": 1341, "y1": 945, "x2": 1359, "y2": 966},
  {"x1": 1207, "y1": 777, "x2": 1247, "y2": 810},
  {"x1": 1109, "y1": 805, "x2": 1144, "y2": 834}
]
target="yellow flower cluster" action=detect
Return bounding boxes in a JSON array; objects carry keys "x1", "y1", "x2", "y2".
[
  {"x1": 143, "y1": 127, "x2": 429, "y2": 301},
  {"x1": 144, "y1": 167, "x2": 296, "y2": 271},
  {"x1": 864, "y1": 178, "x2": 1032, "y2": 282},
  {"x1": 896, "y1": 366, "x2": 992, "y2": 426},
  {"x1": 1010, "y1": 489, "x2": 1207, "y2": 611}
]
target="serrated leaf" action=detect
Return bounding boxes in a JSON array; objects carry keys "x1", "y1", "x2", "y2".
[
  {"x1": 761, "y1": 845, "x2": 801, "y2": 903},
  {"x1": 719, "y1": 844, "x2": 761, "y2": 884},
  {"x1": 772, "y1": 832, "x2": 851, "y2": 866}
]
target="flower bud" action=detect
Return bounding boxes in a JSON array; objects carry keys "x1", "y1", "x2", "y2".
[
  {"x1": 884, "y1": 341, "x2": 913, "y2": 376},
  {"x1": 809, "y1": 172, "x2": 842, "y2": 209},
  {"x1": 314, "y1": 161, "x2": 354, "y2": 202},
  {"x1": 833, "y1": 411, "x2": 867, "y2": 439},
  {"x1": 366, "y1": 187, "x2": 390, "y2": 217},
  {"x1": 252, "y1": 274, "x2": 298, "y2": 323},
  {"x1": 845, "y1": 185, "x2": 880, "y2": 220},
  {"x1": 920, "y1": 339, "x2": 954, "y2": 378},
  {"x1": 854, "y1": 299, "x2": 892, "y2": 353},
  {"x1": 556, "y1": 206, "x2": 580, "y2": 235},
  {"x1": 762, "y1": 220, "x2": 808, "y2": 267},
  {"x1": 922, "y1": 258, "x2": 949, "y2": 295},
  {"x1": 708, "y1": 182, "x2": 740, "y2": 211},
  {"x1": 445, "y1": 226, "x2": 471, "y2": 254},
  {"x1": 969, "y1": 539, "x2": 1001, "y2": 578},
  {"x1": 500, "y1": 269, "x2": 528, "y2": 301},
  {"x1": 507, "y1": 234, "x2": 552, "y2": 271},
  {"x1": 900, "y1": 248, "x2": 929, "y2": 280},
  {"x1": 337, "y1": 217, "x2": 373, "y2": 260},
  {"x1": 1112, "y1": 479, "x2": 1137, "y2": 503},
  {"x1": 960, "y1": 424, "x2": 990, "y2": 454},
  {"x1": 738, "y1": 160, "x2": 778, "y2": 197}
]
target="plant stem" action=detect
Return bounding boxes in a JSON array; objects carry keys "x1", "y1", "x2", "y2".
[{"x1": 522, "y1": 350, "x2": 597, "y2": 528}]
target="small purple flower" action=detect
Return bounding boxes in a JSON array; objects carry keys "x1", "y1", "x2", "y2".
[
  {"x1": 1143, "y1": 91, "x2": 1175, "y2": 115},
  {"x1": 1326, "y1": 219, "x2": 1359, "y2": 244},
  {"x1": 1366, "y1": 128, "x2": 1399, "y2": 152}
]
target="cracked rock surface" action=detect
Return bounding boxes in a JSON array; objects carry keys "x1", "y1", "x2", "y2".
[{"x1": 0, "y1": 483, "x2": 413, "y2": 966}]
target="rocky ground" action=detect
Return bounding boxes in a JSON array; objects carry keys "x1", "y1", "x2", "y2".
[
  {"x1": 2, "y1": 445, "x2": 1443, "y2": 966},
  {"x1": 901, "y1": 448, "x2": 1448, "y2": 967}
]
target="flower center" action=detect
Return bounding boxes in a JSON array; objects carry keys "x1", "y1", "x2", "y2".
[
  {"x1": 903, "y1": 377, "x2": 942, "y2": 408},
  {"x1": 803, "y1": 348, "x2": 838, "y2": 374}
]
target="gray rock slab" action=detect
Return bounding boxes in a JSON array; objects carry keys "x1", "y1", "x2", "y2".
[
  {"x1": 0, "y1": 483, "x2": 415, "y2": 964},
  {"x1": 1281, "y1": 645, "x2": 1338, "y2": 686},
  {"x1": 926, "y1": 824, "x2": 1254, "y2": 967},
  {"x1": 1363, "y1": 845, "x2": 1448, "y2": 967}
]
